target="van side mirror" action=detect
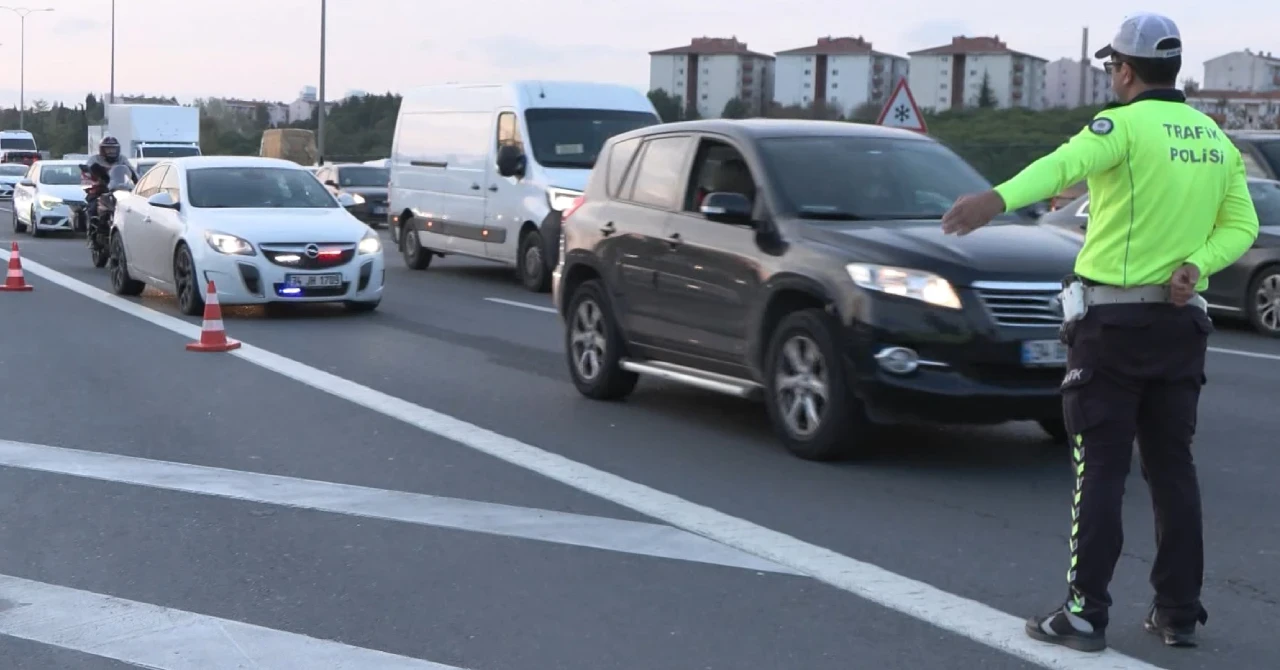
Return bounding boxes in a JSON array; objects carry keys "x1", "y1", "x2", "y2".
[
  {"x1": 699, "y1": 192, "x2": 754, "y2": 225},
  {"x1": 496, "y1": 144, "x2": 526, "y2": 178},
  {"x1": 147, "y1": 191, "x2": 179, "y2": 209}
]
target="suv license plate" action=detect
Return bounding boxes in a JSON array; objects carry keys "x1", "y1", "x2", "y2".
[
  {"x1": 285, "y1": 273, "x2": 342, "y2": 288},
  {"x1": 1021, "y1": 339, "x2": 1067, "y2": 367}
]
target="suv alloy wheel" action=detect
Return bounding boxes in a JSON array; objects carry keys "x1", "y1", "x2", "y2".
[{"x1": 564, "y1": 279, "x2": 638, "y2": 400}]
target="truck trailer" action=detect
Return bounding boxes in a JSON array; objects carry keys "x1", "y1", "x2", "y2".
[{"x1": 88, "y1": 104, "x2": 202, "y2": 159}]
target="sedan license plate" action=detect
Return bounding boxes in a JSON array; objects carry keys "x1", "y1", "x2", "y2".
[
  {"x1": 1021, "y1": 339, "x2": 1067, "y2": 367},
  {"x1": 285, "y1": 273, "x2": 342, "y2": 288}
]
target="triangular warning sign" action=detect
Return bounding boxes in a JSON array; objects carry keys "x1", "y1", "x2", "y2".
[{"x1": 876, "y1": 77, "x2": 927, "y2": 133}]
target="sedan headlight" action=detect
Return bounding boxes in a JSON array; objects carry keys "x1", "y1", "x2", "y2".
[
  {"x1": 845, "y1": 263, "x2": 962, "y2": 310},
  {"x1": 37, "y1": 194, "x2": 63, "y2": 209},
  {"x1": 357, "y1": 230, "x2": 382, "y2": 255},
  {"x1": 547, "y1": 187, "x2": 582, "y2": 212},
  {"x1": 204, "y1": 231, "x2": 255, "y2": 256}
]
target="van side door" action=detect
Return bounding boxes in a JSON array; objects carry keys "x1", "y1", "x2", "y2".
[
  {"x1": 390, "y1": 111, "x2": 445, "y2": 252},
  {"x1": 484, "y1": 109, "x2": 523, "y2": 261}
]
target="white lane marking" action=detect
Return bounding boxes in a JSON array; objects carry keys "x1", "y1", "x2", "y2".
[
  {"x1": 1208, "y1": 346, "x2": 1280, "y2": 361},
  {"x1": 484, "y1": 297, "x2": 558, "y2": 313},
  {"x1": 0, "y1": 439, "x2": 792, "y2": 575},
  {"x1": 0, "y1": 574, "x2": 464, "y2": 669},
  {"x1": 3, "y1": 250, "x2": 1166, "y2": 670}
]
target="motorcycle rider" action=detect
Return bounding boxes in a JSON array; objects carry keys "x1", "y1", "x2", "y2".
[{"x1": 80, "y1": 136, "x2": 137, "y2": 233}]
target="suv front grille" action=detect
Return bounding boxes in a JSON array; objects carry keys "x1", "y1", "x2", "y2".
[{"x1": 972, "y1": 282, "x2": 1063, "y2": 328}]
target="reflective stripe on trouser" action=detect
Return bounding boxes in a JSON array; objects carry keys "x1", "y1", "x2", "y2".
[{"x1": 1068, "y1": 432, "x2": 1085, "y2": 614}]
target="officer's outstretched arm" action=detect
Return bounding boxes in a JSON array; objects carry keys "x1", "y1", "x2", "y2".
[
  {"x1": 993, "y1": 114, "x2": 1127, "y2": 212},
  {"x1": 1184, "y1": 150, "x2": 1260, "y2": 278}
]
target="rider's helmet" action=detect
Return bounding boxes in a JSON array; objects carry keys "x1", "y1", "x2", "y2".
[{"x1": 98, "y1": 136, "x2": 121, "y2": 163}]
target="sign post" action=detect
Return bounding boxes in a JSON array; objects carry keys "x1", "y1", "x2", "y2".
[{"x1": 876, "y1": 78, "x2": 928, "y2": 134}]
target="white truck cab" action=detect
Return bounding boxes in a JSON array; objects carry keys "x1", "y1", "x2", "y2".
[
  {"x1": 388, "y1": 81, "x2": 660, "y2": 292},
  {"x1": 89, "y1": 104, "x2": 202, "y2": 159}
]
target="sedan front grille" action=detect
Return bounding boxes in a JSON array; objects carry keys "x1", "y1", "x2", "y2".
[
  {"x1": 972, "y1": 282, "x2": 1063, "y2": 328},
  {"x1": 259, "y1": 242, "x2": 357, "y2": 269}
]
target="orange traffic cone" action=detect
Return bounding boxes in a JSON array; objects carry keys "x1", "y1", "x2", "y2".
[
  {"x1": 1, "y1": 242, "x2": 33, "y2": 292},
  {"x1": 186, "y1": 281, "x2": 241, "y2": 352}
]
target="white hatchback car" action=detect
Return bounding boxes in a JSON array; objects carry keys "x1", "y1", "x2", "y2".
[{"x1": 107, "y1": 156, "x2": 385, "y2": 315}]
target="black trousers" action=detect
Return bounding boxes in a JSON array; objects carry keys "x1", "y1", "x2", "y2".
[{"x1": 1060, "y1": 302, "x2": 1210, "y2": 628}]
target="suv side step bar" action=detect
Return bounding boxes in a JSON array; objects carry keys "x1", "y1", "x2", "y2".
[{"x1": 619, "y1": 359, "x2": 763, "y2": 399}]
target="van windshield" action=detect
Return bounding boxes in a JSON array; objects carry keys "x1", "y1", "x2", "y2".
[
  {"x1": 524, "y1": 108, "x2": 659, "y2": 169},
  {"x1": 1, "y1": 137, "x2": 36, "y2": 150}
]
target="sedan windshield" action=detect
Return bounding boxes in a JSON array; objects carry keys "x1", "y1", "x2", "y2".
[
  {"x1": 187, "y1": 167, "x2": 339, "y2": 209},
  {"x1": 0, "y1": 165, "x2": 26, "y2": 176},
  {"x1": 758, "y1": 136, "x2": 993, "y2": 220},
  {"x1": 39, "y1": 165, "x2": 83, "y2": 185},
  {"x1": 335, "y1": 166, "x2": 388, "y2": 187},
  {"x1": 525, "y1": 108, "x2": 660, "y2": 169}
]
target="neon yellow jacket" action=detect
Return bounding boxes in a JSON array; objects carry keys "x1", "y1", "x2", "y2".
[{"x1": 994, "y1": 89, "x2": 1259, "y2": 291}]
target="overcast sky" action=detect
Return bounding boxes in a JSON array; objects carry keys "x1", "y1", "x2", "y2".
[{"x1": 0, "y1": 0, "x2": 1271, "y2": 108}]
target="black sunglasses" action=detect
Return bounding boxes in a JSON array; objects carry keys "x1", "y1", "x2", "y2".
[{"x1": 1103, "y1": 59, "x2": 1126, "y2": 75}]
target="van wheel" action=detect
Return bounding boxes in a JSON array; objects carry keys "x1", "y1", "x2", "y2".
[
  {"x1": 763, "y1": 309, "x2": 869, "y2": 461},
  {"x1": 517, "y1": 229, "x2": 551, "y2": 293},
  {"x1": 565, "y1": 279, "x2": 637, "y2": 400},
  {"x1": 401, "y1": 222, "x2": 432, "y2": 270}
]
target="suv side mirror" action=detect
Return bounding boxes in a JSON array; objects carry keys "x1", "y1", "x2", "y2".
[
  {"x1": 496, "y1": 144, "x2": 526, "y2": 178},
  {"x1": 700, "y1": 192, "x2": 753, "y2": 225},
  {"x1": 147, "y1": 191, "x2": 179, "y2": 209}
]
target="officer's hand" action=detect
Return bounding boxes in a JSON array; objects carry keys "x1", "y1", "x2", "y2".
[
  {"x1": 942, "y1": 191, "x2": 1006, "y2": 236},
  {"x1": 1170, "y1": 263, "x2": 1201, "y2": 306}
]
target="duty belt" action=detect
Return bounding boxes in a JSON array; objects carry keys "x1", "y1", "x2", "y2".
[{"x1": 1083, "y1": 284, "x2": 1207, "y2": 311}]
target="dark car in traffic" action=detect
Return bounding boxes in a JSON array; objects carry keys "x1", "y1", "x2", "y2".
[
  {"x1": 552, "y1": 119, "x2": 1084, "y2": 460},
  {"x1": 315, "y1": 163, "x2": 389, "y2": 227},
  {"x1": 1041, "y1": 178, "x2": 1280, "y2": 336},
  {"x1": 1227, "y1": 130, "x2": 1280, "y2": 180}
]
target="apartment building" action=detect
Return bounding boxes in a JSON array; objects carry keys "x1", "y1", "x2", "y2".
[
  {"x1": 773, "y1": 36, "x2": 909, "y2": 116},
  {"x1": 1204, "y1": 49, "x2": 1280, "y2": 93},
  {"x1": 1044, "y1": 58, "x2": 1114, "y2": 107},
  {"x1": 907, "y1": 36, "x2": 1047, "y2": 111},
  {"x1": 649, "y1": 37, "x2": 775, "y2": 117}
]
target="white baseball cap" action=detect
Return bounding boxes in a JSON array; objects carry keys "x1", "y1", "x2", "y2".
[{"x1": 1095, "y1": 12, "x2": 1182, "y2": 60}]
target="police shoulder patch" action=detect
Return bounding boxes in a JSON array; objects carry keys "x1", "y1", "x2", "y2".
[{"x1": 1089, "y1": 118, "x2": 1114, "y2": 135}]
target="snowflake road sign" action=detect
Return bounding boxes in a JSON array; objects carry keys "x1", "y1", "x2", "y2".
[{"x1": 876, "y1": 78, "x2": 927, "y2": 133}]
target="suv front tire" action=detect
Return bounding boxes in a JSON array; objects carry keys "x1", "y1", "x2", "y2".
[
  {"x1": 564, "y1": 279, "x2": 638, "y2": 400},
  {"x1": 763, "y1": 308, "x2": 870, "y2": 460}
]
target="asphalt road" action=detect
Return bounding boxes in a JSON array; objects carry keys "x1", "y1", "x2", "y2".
[{"x1": 0, "y1": 208, "x2": 1276, "y2": 670}]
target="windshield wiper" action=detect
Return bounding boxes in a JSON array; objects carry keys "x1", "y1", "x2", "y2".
[{"x1": 795, "y1": 210, "x2": 871, "y2": 220}]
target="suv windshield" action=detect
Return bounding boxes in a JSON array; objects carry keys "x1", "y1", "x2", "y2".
[
  {"x1": 336, "y1": 166, "x2": 388, "y2": 187},
  {"x1": 187, "y1": 167, "x2": 338, "y2": 209},
  {"x1": 0, "y1": 165, "x2": 26, "y2": 176},
  {"x1": 39, "y1": 165, "x2": 83, "y2": 185},
  {"x1": 525, "y1": 108, "x2": 660, "y2": 169},
  {"x1": 758, "y1": 136, "x2": 993, "y2": 220},
  {"x1": 1249, "y1": 180, "x2": 1280, "y2": 226},
  {"x1": 142, "y1": 146, "x2": 200, "y2": 158}
]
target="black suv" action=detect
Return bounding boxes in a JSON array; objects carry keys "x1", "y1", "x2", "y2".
[{"x1": 552, "y1": 119, "x2": 1084, "y2": 460}]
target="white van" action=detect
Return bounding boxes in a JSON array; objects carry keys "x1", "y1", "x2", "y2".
[{"x1": 388, "y1": 81, "x2": 661, "y2": 291}]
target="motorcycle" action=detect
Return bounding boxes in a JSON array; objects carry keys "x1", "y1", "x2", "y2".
[{"x1": 83, "y1": 164, "x2": 135, "y2": 268}]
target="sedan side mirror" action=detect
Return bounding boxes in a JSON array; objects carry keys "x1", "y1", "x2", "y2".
[
  {"x1": 496, "y1": 144, "x2": 526, "y2": 178},
  {"x1": 324, "y1": 179, "x2": 338, "y2": 187},
  {"x1": 147, "y1": 191, "x2": 179, "y2": 210},
  {"x1": 699, "y1": 192, "x2": 754, "y2": 225}
]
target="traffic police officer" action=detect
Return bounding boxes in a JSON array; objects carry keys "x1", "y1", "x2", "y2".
[{"x1": 940, "y1": 12, "x2": 1259, "y2": 653}]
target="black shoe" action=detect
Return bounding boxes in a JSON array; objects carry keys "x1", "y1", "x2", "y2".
[
  {"x1": 1025, "y1": 606, "x2": 1107, "y2": 652},
  {"x1": 1143, "y1": 604, "x2": 1205, "y2": 647}
]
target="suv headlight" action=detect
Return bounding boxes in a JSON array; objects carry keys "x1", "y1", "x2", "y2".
[
  {"x1": 547, "y1": 187, "x2": 582, "y2": 212},
  {"x1": 357, "y1": 230, "x2": 381, "y2": 255},
  {"x1": 845, "y1": 263, "x2": 961, "y2": 310},
  {"x1": 204, "y1": 231, "x2": 255, "y2": 255}
]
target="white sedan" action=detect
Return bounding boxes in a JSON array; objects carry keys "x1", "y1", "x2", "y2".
[{"x1": 107, "y1": 156, "x2": 385, "y2": 315}]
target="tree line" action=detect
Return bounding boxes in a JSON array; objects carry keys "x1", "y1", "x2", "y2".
[{"x1": 1, "y1": 92, "x2": 399, "y2": 163}]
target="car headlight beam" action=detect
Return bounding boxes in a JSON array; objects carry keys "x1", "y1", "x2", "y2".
[
  {"x1": 357, "y1": 230, "x2": 382, "y2": 255},
  {"x1": 845, "y1": 263, "x2": 962, "y2": 310},
  {"x1": 203, "y1": 231, "x2": 256, "y2": 256}
]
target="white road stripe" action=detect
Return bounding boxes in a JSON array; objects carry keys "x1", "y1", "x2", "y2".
[
  {"x1": 484, "y1": 297, "x2": 558, "y2": 313},
  {"x1": 0, "y1": 439, "x2": 792, "y2": 575},
  {"x1": 0, "y1": 574, "x2": 464, "y2": 669},
  {"x1": 4, "y1": 249, "x2": 1167, "y2": 669},
  {"x1": 1207, "y1": 346, "x2": 1280, "y2": 361}
]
